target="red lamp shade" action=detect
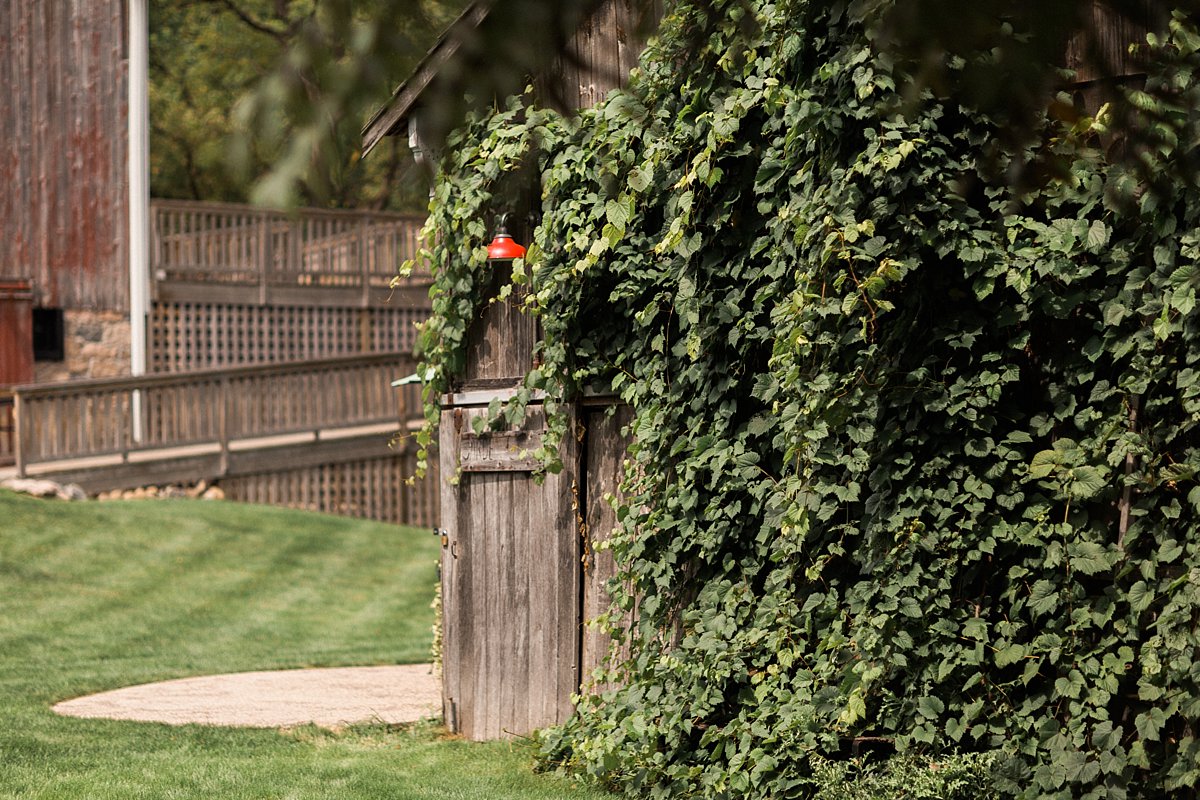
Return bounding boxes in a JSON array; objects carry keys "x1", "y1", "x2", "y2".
[
  {"x1": 486, "y1": 215, "x2": 526, "y2": 260},
  {"x1": 486, "y1": 232, "x2": 526, "y2": 260}
]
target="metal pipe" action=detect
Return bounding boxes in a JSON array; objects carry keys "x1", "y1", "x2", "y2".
[{"x1": 128, "y1": 0, "x2": 150, "y2": 440}]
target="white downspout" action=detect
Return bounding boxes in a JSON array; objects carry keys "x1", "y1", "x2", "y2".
[{"x1": 128, "y1": 0, "x2": 150, "y2": 440}]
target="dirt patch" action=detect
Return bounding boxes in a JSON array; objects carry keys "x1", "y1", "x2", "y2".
[{"x1": 52, "y1": 664, "x2": 440, "y2": 729}]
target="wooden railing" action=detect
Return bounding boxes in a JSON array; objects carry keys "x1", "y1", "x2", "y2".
[
  {"x1": 150, "y1": 199, "x2": 431, "y2": 308},
  {"x1": 12, "y1": 353, "x2": 424, "y2": 475}
]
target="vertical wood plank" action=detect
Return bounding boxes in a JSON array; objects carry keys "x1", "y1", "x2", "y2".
[
  {"x1": 440, "y1": 407, "x2": 464, "y2": 734},
  {"x1": 581, "y1": 405, "x2": 635, "y2": 694}
]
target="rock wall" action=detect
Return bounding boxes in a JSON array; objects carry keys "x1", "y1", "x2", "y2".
[{"x1": 33, "y1": 310, "x2": 131, "y2": 383}]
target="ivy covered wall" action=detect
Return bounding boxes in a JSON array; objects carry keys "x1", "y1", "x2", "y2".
[{"x1": 410, "y1": 1, "x2": 1200, "y2": 797}]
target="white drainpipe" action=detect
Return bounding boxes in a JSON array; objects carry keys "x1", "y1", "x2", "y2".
[{"x1": 128, "y1": 0, "x2": 150, "y2": 439}]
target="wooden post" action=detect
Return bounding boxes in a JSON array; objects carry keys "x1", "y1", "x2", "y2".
[
  {"x1": 218, "y1": 375, "x2": 230, "y2": 476},
  {"x1": 291, "y1": 215, "x2": 303, "y2": 289},
  {"x1": 13, "y1": 392, "x2": 26, "y2": 478},
  {"x1": 258, "y1": 213, "x2": 269, "y2": 306},
  {"x1": 119, "y1": 390, "x2": 131, "y2": 464},
  {"x1": 360, "y1": 219, "x2": 371, "y2": 308},
  {"x1": 359, "y1": 309, "x2": 372, "y2": 354}
]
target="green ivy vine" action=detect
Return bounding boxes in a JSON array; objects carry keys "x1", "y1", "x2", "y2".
[{"x1": 408, "y1": 1, "x2": 1200, "y2": 797}]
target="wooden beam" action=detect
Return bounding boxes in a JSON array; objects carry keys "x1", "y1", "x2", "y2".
[
  {"x1": 361, "y1": 3, "x2": 491, "y2": 156},
  {"x1": 25, "y1": 432, "x2": 406, "y2": 494}
]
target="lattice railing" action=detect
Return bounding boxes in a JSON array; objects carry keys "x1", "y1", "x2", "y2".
[{"x1": 150, "y1": 199, "x2": 430, "y2": 308}]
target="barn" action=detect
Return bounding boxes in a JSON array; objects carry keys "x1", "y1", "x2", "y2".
[
  {"x1": 363, "y1": 0, "x2": 660, "y2": 740},
  {"x1": 0, "y1": 1, "x2": 134, "y2": 387}
]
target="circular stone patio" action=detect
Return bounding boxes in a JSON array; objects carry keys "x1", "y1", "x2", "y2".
[{"x1": 52, "y1": 665, "x2": 440, "y2": 728}]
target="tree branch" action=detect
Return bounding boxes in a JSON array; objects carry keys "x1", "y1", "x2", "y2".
[
  {"x1": 199, "y1": 0, "x2": 290, "y2": 42},
  {"x1": 1117, "y1": 395, "x2": 1140, "y2": 551}
]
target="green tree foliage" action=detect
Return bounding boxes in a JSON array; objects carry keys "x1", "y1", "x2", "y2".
[
  {"x1": 411, "y1": 0, "x2": 1200, "y2": 796},
  {"x1": 226, "y1": 0, "x2": 1189, "y2": 211},
  {"x1": 149, "y1": 0, "x2": 465, "y2": 208}
]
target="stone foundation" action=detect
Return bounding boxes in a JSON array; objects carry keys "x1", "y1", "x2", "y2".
[{"x1": 33, "y1": 310, "x2": 131, "y2": 383}]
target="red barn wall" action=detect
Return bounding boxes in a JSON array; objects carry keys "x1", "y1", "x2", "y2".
[{"x1": 0, "y1": 0, "x2": 129, "y2": 314}]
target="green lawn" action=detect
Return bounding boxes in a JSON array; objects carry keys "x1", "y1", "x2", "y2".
[{"x1": 0, "y1": 489, "x2": 611, "y2": 800}]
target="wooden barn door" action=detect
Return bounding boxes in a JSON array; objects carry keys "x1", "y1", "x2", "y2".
[
  {"x1": 439, "y1": 402, "x2": 580, "y2": 740},
  {"x1": 0, "y1": 279, "x2": 34, "y2": 387}
]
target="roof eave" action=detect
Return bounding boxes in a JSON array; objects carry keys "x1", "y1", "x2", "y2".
[{"x1": 361, "y1": 2, "x2": 491, "y2": 157}]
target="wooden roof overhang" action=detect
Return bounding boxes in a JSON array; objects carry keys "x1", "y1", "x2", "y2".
[{"x1": 361, "y1": 2, "x2": 491, "y2": 158}]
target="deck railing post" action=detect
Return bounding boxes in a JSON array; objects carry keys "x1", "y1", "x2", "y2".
[
  {"x1": 258, "y1": 212, "x2": 270, "y2": 306},
  {"x1": 13, "y1": 392, "x2": 26, "y2": 478},
  {"x1": 219, "y1": 375, "x2": 231, "y2": 476},
  {"x1": 291, "y1": 213, "x2": 303, "y2": 286},
  {"x1": 131, "y1": 388, "x2": 143, "y2": 446},
  {"x1": 122, "y1": 389, "x2": 133, "y2": 463},
  {"x1": 360, "y1": 218, "x2": 371, "y2": 307}
]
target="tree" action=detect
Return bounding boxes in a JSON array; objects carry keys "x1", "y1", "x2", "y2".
[
  {"x1": 149, "y1": 0, "x2": 467, "y2": 209},
  {"x1": 226, "y1": 0, "x2": 1200, "y2": 206}
]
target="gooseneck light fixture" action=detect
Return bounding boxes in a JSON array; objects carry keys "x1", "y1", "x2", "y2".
[{"x1": 486, "y1": 213, "x2": 526, "y2": 261}]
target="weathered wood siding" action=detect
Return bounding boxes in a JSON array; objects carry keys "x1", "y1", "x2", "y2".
[
  {"x1": 0, "y1": 1, "x2": 129, "y2": 312},
  {"x1": 1065, "y1": 1, "x2": 1168, "y2": 115},
  {"x1": 1065, "y1": 0, "x2": 1165, "y2": 83},
  {"x1": 463, "y1": 263, "x2": 537, "y2": 382},
  {"x1": 439, "y1": 403, "x2": 581, "y2": 739},
  {"x1": 546, "y1": 0, "x2": 663, "y2": 111},
  {"x1": 581, "y1": 404, "x2": 635, "y2": 692}
]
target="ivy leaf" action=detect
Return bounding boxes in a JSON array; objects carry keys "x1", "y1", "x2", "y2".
[
  {"x1": 1104, "y1": 302, "x2": 1129, "y2": 326},
  {"x1": 1128, "y1": 581, "x2": 1154, "y2": 613},
  {"x1": 1086, "y1": 220, "x2": 1110, "y2": 251},
  {"x1": 1158, "y1": 539, "x2": 1184, "y2": 563},
  {"x1": 628, "y1": 165, "x2": 652, "y2": 193},
  {"x1": 963, "y1": 617, "x2": 988, "y2": 641},
  {"x1": 1136, "y1": 708, "x2": 1166, "y2": 742},
  {"x1": 1067, "y1": 465, "x2": 1109, "y2": 500},
  {"x1": 1029, "y1": 580, "x2": 1058, "y2": 616},
  {"x1": 1029, "y1": 450, "x2": 1059, "y2": 479},
  {"x1": 917, "y1": 695, "x2": 945, "y2": 719},
  {"x1": 945, "y1": 717, "x2": 964, "y2": 741},
  {"x1": 840, "y1": 689, "x2": 867, "y2": 726},
  {"x1": 1153, "y1": 305, "x2": 1173, "y2": 341},
  {"x1": 995, "y1": 643, "x2": 1027, "y2": 667},
  {"x1": 746, "y1": 415, "x2": 775, "y2": 436},
  {"x1": 1068, "y1": 541, "x2": 1113, "y2": 576},
  {"x1": 606, "y1": 198, "x2": 631, "y2": 230}
]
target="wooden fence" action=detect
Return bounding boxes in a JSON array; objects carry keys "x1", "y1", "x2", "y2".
[
  {"x1": 151, "y1": 199, "x2": 430, "y2": 309},
  {"x1": 148, "y1": 200, "x2": 433, "y2": 373},
  {"x1": 8, "y1": 353, "x2": 438, "y2": 526},
  {"x1": 222, "y1": 450, "x2": 439, "y2": 528},
  {"x1": 13, "y1": 353, "x2": 414, "y2": 469},
  {"x1": 150, "y1": 303, "x2": 429, "y2": 372}
]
